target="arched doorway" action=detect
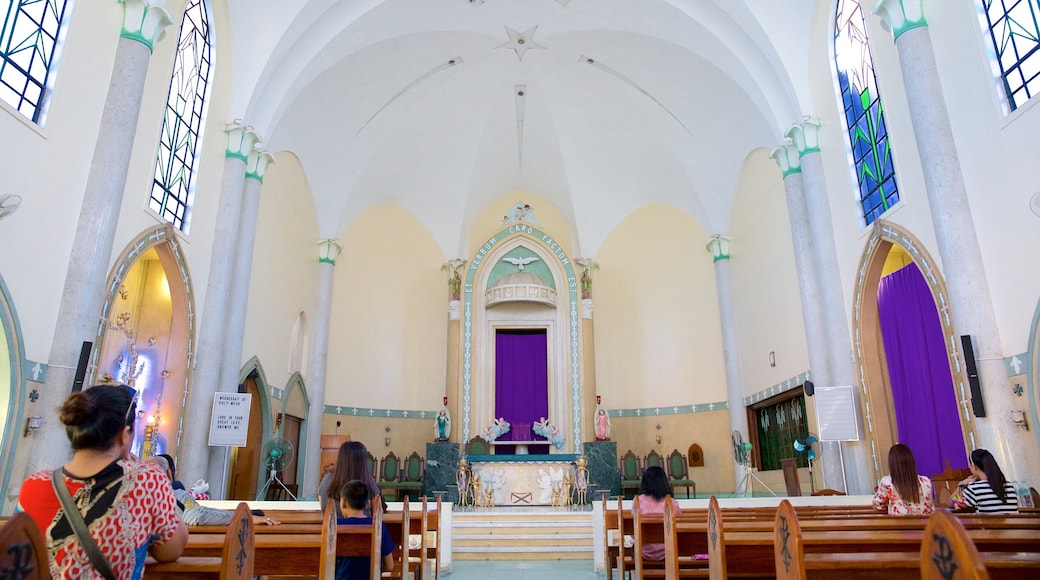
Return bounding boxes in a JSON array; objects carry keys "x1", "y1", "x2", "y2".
[
  {"x1": 228, "y1": 357, "x2": 274, "y2": 500},
  {"x1": 0, "y1": 274, "x2": 27, "y2": 513},
  {"x1": 279, "y1": 372, "x2": 309, "y2": 497},
  {"x1": 852, "y1": 221, "x2": 976, "y2": 480},
  {"x1": 92, "y1": 226, "x2": 195, "y2": 462}
]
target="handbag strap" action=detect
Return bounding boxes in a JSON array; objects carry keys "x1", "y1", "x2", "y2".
[{"x1": 51, "y1": 468, "x2": 118, "y2": 580}]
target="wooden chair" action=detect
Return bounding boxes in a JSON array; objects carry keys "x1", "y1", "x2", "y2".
[
  {"x1": 464, "y1": 436, "x2": 488, "y2": 456},
  {"x1": 931, "y1": 460, "x2": 972, "y2": 506},
  {"x1": 0, "y1": 512, "x2": 50, "y2": 579},
  {"x1": 707, "y1": 496, "x2": 726, "y2": 580},
  {"x1": 397, "y1": 452, "x2": 424, "y2": 501},
  {"x1": 666, "y1": 449, "x2": 696, "y2": 498},
  {"x1": 620, "y1": 450, "x2": 642, "y2": 498},
  {"x1": 366, "y1": 451, "x2": 378, "y2": 479},
  {"x1": 380, "y1": 451, "x2": 402, "y2": 499},
  {"x1": 920, "y1": 509, "x2": 989, "y2": 579},
  {"x1": 645, "y1": 449, "x2": 664, "y2": 472},
  {"x1": 146, "y1": 502, "x2": 255, "y2": 579},
  {"x1": 773, "y1": 499, "x2": 804, "y2": 580}
]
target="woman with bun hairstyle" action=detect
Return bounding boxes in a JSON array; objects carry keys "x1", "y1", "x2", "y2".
[
  {"x1": 18, "y1": 384, "x2": 187, "y2": 579},
  {"x1": 872, "y1": 443, "x2": 935, "y2": 515},
  {"x1": 951, "y1": 448, "x2": 1018, "y2": 514},
  {"x1": 318, "y1": 440, "x2": 386, "y2": 518}
]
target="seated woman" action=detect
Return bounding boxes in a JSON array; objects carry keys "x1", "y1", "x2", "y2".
[
  {"x1": 872, "y1": 443, "x2": 935, "y2": 515},
  {"x1": 951, "y1": 448, "x2": 1018, "y2": 514},
  {"x1": 18, "y1": 384, "x2": 187, "y2": 579},
  {"x1": 631, "y1": 466, "x2": 681, "y2": 561},
  {"x1": 318, "y1": 441, "x2": 386, "y2": 518}
]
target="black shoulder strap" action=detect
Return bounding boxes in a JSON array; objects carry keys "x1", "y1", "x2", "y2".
[{"x1": 51, "y1": 468, "x2": 117, "y2": 580}]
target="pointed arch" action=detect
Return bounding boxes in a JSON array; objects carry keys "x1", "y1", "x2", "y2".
[
  {"x1": 281, "y1": 371, "x2": 310, "y2": 486},
  {"x1": 0, "y1": 273, "x2": 27, "y2": 513},
  {"x1": 238, "y1": 355, "x2": 275, "y2": 490},
  {"x1": 851, "y1": 220, "x2": 976, "y2": 481}
]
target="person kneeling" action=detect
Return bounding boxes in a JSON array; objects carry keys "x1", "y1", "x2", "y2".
[{"x1": 337, "y1": 480, "x2": 395, "y2": 579}]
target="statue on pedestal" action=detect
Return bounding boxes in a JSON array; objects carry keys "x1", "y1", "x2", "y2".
[
  {"x1": 434, "y1": 407, "x2": 451, "y2": 441},
  {"x1": 574, "y1": 456, "x2": 590, "y2": 505},
  {"x1": 594, "y1": 403, "x2": 611, "y2": 441},
  {"x1": 456, "y1": 458, "x2": 471, "y2": 507}
]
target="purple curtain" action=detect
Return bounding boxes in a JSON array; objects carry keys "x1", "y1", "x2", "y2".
[
  {"x1": 495, "y1": 330, "x2": 549, "y2": 454},
  {"x1": 878, "y1": 262, "x2": 967, "y2": 476}
]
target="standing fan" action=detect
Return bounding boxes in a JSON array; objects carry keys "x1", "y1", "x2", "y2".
[
  {"x1": 793, "y1": 434, "x2": 821, "y2": 494},
  {"x1": 732, "y1": 431, "x2": 775, "y2": 497},
  {"x1": 256, "y1": 437, "x2": 297, "y2": 501},
  {"x1": 0, "y1": 194, "x2": 22, "y2": 221}
]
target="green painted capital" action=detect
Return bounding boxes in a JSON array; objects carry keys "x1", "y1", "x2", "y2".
[
  {"x1": 769, "y1": 143, "x2": 802, "y2": 176},
  {"x1": 119, "y1": 0, "x2": 173, "y2": 53},
  {"x1": 705, "y1": 234, "x2": 730, "y2": 262},
  {"x1": 318, "y1": 239, "x2": 343, "y2": 265},
  {"x1": 245, "y1": 147, "x2": 276, "y2": 182},
  {"x1": 873, "y1": 0, "x2": 927, "y2": 41},
  {"x1": 225, "y1": 122, "x2": 260, "y2": 162},
  {"x1": 784, "y1": 118, "x2": 822, "y2": 157}
]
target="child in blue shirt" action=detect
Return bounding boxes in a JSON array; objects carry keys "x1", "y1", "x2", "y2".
[{"x1": 337, "y1": 480, "x2": 396, "y2": 579}]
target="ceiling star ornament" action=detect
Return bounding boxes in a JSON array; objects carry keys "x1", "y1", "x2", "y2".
[{"x1": 498, "y1": 26, "x2": 546, "y2": 61}]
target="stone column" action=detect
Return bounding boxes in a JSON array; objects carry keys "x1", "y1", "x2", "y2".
[
  {"x1": 28, "y1": 0, "x2": 172, "y2": 475},
  {"x1": 442, "y1": 259, "x2": 467, "y2": 441},
  {"x1": 575, "y1": 258, "x2": 598, "y2": 439},
  {"x1": 215, "y1": 146, "x2": 275, "y2": 443},
  {"x1": 787, "y1": 119, "x2": 872, "y2": 494},
  {"x1": 874, "y1": 0, "x2": 1022, "y2": 476},
  {"x1": 180, "y1": 122, "x2": 259, "y2": 496},
  {"x1": 301, "y1": 239, "x2": 343, "y2": 499},
  {"x1": 705, "y1": 235, "x2": 750, "y2": 490},
  {"x1": 769, "y1": 142, "x2": 844, "y2": 491}
]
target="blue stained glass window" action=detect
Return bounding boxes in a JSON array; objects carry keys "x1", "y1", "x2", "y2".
[
  {"x1": 150, "y1": 0, "x2": 212, "y2": 233},
  {"x1": 834, "y1": 0, "x2": 900, "y2": 225},
  {"x1": 980, "y1": 0, "x2": 1040, "y2": 111},
  {"x1": 0, "y1": 0, "x2": 71, "y2": 123}
]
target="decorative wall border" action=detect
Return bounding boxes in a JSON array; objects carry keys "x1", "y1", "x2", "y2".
[
  {"x1": 743, "y1": 371, "x2": 812, "y2": 407},
  {"x1": 606, "y1": 401, "x2": 729, "y2": 418}
]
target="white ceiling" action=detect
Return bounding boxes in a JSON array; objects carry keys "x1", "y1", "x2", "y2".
[{"x1": 227, "y1": 0, "x2": 815, "y2": 257}]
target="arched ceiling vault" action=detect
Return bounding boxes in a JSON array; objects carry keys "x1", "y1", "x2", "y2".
[{"x1": 226, "y1": 0, "x2": 812, "y2": 257}]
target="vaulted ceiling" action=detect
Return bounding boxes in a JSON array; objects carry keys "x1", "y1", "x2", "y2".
[{"x1": 228, "y1": 0, "x2": 817, "y2": 256}]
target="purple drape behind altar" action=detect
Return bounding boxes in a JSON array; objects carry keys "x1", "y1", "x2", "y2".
[
  {"x1": 495, "y1": 330, "x2": 549, "y2": 454},
  {"x1": 878, "y1": 262, "x2": 968, "y2": 476}
]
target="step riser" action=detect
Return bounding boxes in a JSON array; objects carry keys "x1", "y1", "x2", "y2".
[
  {"x1": 454, "y1": 552, "x2": 590, "y2": 560},
  {"x1": 450, "y1": 509, "x2": 595, "y2": 561}
]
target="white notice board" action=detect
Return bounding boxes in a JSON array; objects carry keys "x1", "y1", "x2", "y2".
[
  {"x1": 208, "y1": 392, "x2": 252, "y2": 447},
  {"x1": 814, "y1": 385, "x2": 861, "y2": 441}
]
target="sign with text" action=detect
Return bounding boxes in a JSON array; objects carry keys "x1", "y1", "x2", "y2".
[{"x1": 208, "y1": 392, "x2": 252, "y2": 447}]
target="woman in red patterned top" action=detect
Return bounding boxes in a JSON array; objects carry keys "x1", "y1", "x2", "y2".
[
  {"x1": 18, "y1": 384, "x2": 187, "y2": 579},
  {"x1": 872, "y1": 443, "x2": 935, "y2": 515}
]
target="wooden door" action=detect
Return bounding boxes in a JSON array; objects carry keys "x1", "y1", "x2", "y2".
[
  {"x1": 281, "y1": 415, "x2": 302, "y2": 487},
  {"x1": 228, "y1": 377, "x2": 263, "y2": 500}
]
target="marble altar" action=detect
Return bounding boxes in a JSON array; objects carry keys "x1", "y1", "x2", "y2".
[{"x1": 583, "y1": 440, "x2": 620, "y2": 498}]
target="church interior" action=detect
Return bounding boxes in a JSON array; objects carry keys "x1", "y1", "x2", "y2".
[{"x1": 2, "y1": 0, "x2": 1040, "y2": 573}]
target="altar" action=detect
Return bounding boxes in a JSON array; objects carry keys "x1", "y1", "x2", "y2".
[{"x1": 467, "y1": 454, "x2": 581, "y2": 506}]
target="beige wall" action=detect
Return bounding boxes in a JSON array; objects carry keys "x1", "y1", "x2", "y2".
[
  {"x1": 325, "y1": 204, "x2": 448, "y2": 410},
  {"x1": 321, "y1": 413, "x2": 431, "y2": 472},
  {"x1": 466, "y1": 193, "x2": 575, "y2": 259},
  {"x1": 593, "y1": 203, "x2": 726, "y2": 409}
]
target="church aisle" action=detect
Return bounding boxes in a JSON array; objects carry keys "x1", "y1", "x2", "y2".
[{"x1": 446, "y1": 559, "x2": 597, "y2": 579}]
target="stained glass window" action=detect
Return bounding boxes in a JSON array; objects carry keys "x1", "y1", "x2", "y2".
[
  {"x1": 980, "y1": 0, "x2": 1040, "y2": 112},
  {"x1": 750, "y1": 390, "x2": 810, "y2": 471},
  {"x1": 834, "y1": 0, "x2": 899, "y2": 226},
  {"x1": 150, "y1": 0, "x2": 211, "y2": 232},
  {"x1": 0, "y1": 0, "x2": 71, "y2": 123}
]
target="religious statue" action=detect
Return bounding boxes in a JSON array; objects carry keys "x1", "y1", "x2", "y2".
[
  {"x1": 470, "y1": 472, "x2": 483, "y2": 507},
  {"x1": 574, "y1": 457, "x2": 590, "y2": 505},
  {"x1": 532, "y1": 417, "x2": 549, "y2": 438},
  {"x1": 434, "y1": 407, "x2": 451, "y2": 441},
  {"x1": 548, "y1": 423, "x2": 565, "y2": 450},
  {"x1": 537, "y1": 469, "x2": 553, "y2": 504},
  {"x1": 594, "y1": 404, "x2": 611, "y2": 441},
  {"x1": 561, "y1": 473, "x2": 573, "y2": 507},
  {"x1": 456, "y1": 458, "x2": 471, "y2": 507},
  {"x1": 492, "y1": 417, "x2": 510, "y2": 439}
]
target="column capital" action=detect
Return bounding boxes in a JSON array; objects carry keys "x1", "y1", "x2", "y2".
[
  {"x1": 119, "y1": 0, "x2": 173, "y2": 53},
  {"x1": 318, "y1": 239, "x2": 343, "y2": 265},
  {"x1": 705, "y1": 234, "x2": 731, "y2": 262},
  {"x1": 245, "y1": 147, "x2": 276, "y2": 182},
  {"x1": 225, "y1": 122, "x2": 260, "y2": 162},
  {"x1": 784, "y1": 118, "x2": 822, "y2": 157},
  {"x1": 873, "y1": 0, "x2": 927, "y2": 41},
  {"x1": 769, "y1": 142, "x2": 802, "y2": 176},
  {"x1": 442, "y1": 258, "x2": 468, "y2": 300}
]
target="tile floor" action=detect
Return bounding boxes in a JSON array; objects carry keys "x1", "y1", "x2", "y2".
[{"x1": 444, "y1": 559, "x2": 599, "y2": 579}]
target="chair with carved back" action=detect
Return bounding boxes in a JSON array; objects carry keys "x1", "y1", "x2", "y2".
[
  {"x1": 0, "y1": 512, "x2": 50, "y2": 579},
  {"x1": 464, "y1": 436, "x2": 488, "y2": 456},
  {"x1": 397, "y1": 451, "x2": 424, "y2": 501},
  {"x1": 146, "y1": 502, "x2": 255, "y2": 579},
  {"x1": 380, "y1": 451, "x2": 402, "y2": 501},
  {"x1": 645, "y1": 449, "x2": 664, "y2": 473},
  {"x1": 665, "y1": 449, "x2": 696, "y2": 499},
  {"x1": 366, "y1": 451, "x2": 378, "y2": 480},
  {"x1": 920, "y1": 508, "x2": 989, "y2": 579},
  {"x1": 620, "y1": 450, "x2": 642, "y2": 498}
]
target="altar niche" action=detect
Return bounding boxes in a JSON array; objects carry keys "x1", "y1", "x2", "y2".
[{"x1": 494, "y1": 329, "x2": 550, "y2": 455}]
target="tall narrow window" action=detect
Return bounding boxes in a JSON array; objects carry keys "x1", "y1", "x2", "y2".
[
  {"x1": 834, "y1": 0, "x2": 899, "y2": 226},
  {"x1": 0, "y1": 0, "x2": 71, "y2": 123},
  {"x1": 150, "y1": 0, "x2": 211, "y2": 232},
  {"x1": 980, "y1": 0, "x2": 1040, "y2": 112}
]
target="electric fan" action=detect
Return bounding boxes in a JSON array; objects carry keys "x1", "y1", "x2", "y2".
[
  {"x1": 732, "y1": 431, "x2": 775, "y2": 497},
  {"x1": 256, "y1": 437, "x2": 297, "y2": 501},
  {"x1": 793, "y1": 434, "x2": 821, "y2": 494},
  {"x1": 0, "y1": 194, "x2": 22, "y2": 221}
]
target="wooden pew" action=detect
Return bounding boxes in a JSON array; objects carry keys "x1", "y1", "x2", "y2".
[
  {"x1": 423, "y1": 494, "x2": 442, "y2": 580},
  {"x1": 146, "y1": 502, "x2": 255, "y2": 579},
  {"x1": 632, "y1": 495, "x2": 708, "y2": 578},
  {"x1": 335, "y1": 500, "x2": 384, "y2": 580},
  {"x1": 382, "y1": 495, "x2": 412, "y2": 579},
  {"x1": 921, "y1": 508, "x2": 988, "y2": 580},
  {"x1": 319, "y1": 501, "x2": 337, "y2": 579},
  {"x1": 603, "y1": 493, "x2": 622, "y2": 580},
  {"x1": 0, "y1": 512, "x2": 50, "y2": 580}
]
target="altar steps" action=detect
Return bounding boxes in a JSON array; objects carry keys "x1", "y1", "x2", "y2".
[{"x1": 451, "y1": 509, "x2": 594, "y2": 560}]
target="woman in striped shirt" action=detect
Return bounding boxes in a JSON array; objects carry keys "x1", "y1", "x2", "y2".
[{"x1": 950, "y1": 448, "x2": 1017, "y2": 514}]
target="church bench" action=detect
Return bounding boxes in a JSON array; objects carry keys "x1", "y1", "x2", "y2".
[
  {"x1": 146, "y1": 502, "x2": 255, "y2": 579},
  {"x1": 632, "y1": 496, "x2": 708, "y2": 578},
  {"x1": 0, "y1": 512, "x2": 49, "y2": 580}
]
